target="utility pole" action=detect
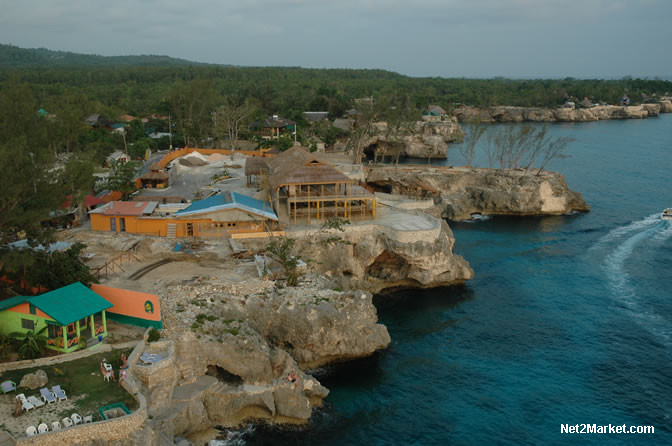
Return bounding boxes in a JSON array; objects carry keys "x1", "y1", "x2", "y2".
[
  {"x1": 168, "y1": 115, "x2": 173, "y2": 150},
  {"x1": 121, "y1": 130, "x2": 128, "y2": 155}
]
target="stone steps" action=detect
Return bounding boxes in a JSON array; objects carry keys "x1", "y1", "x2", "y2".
[
  {"x1": 153, "y1": 401, "x2": 189, "y2": 424},
  {"x1": 0, "y1": 431, "x2": 16, "y2": 446},
  {"x1": 178, "y1": 364, "x2": 196, "y2": 385},
  {"x1": 171, "y1": 375, "x2": 217, "y2": 402}
]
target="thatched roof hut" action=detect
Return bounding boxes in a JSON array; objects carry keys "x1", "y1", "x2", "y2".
[{"x1": 267, "y1": 146, "x2": 352, "y2": 190}]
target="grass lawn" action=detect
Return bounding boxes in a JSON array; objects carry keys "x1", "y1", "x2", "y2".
[{"x1": 1, "y1": 348, "x2": 137, "y2": 419}]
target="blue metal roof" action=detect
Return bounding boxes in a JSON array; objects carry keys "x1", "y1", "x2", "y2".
[
  {"x1": 0, "y1": 296, "x2": 29, "y2": 312},
  {"x1": 0, "y1": 283, "x2": 113, "y2": 326},
  {"x1": 27, "y1": 282, "x2": 113, "y2": 326},
  {"x1": 176, "y1": 192, "x2": 278, "y2": 221}
]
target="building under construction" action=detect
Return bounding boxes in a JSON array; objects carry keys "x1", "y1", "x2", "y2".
[{"x1": 254, "y1": 146, "x2": 376, "y2": 224}]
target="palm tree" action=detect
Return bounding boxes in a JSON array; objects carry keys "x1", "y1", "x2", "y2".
[{"x1": 10, "y1": 326, "x2": 48, "y2": 359}]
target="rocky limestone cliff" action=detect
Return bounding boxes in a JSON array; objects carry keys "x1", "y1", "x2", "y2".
[
  {"x1": 366, "y1": 166, "x2": 589, "y2": 221},
  {"x1": 362, "y1": 118, "x2": 464, "y2": 159},
  {"x1": 124, "y1": 276, "x2": 391, "y2": 441},
  {"x1": 455, "y1": 104, "x2": 663, "y2": 123},
  {"x1": 288, "y1": 217, "x2": 474, "y2": 294}
]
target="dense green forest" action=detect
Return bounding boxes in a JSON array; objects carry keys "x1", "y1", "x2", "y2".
[{"x1": 1, "y1": 44, "x2": 672, "y2": 121}]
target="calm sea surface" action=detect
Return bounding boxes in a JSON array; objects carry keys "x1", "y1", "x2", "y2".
[{"x1": 222, "y1": 115, "x2": 672, "y2": 445}]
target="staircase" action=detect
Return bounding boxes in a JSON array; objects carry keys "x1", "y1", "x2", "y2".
[
  {"x1": 166, "y1": 224, "x2": 177, "y2": 239},
  {"x1": 178, "y1": 365, "x2": 196, "y2": 385}
]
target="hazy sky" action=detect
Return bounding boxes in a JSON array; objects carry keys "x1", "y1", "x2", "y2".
[{"x1": 1, "y1": 0, "x2": 671, "y2": 78}]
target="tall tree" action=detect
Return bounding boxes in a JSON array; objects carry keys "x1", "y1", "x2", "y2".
[
  {"x1": 459, "y1": 121, "x2": 489, "y2": 169},
  {"x1": 214, "y1": 98, "x2": 256, "y2": 158},
  {"x1": 106, "y1": 160, "x2": 139, "y2": 200}
]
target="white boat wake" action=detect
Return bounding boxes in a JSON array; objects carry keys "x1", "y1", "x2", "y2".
[
  {"x1": 599, "y1": 216, "x2": 672, "y2": 345},
  {"x1": 589, "y1": 213, "x2": 661, "y2": 252}
]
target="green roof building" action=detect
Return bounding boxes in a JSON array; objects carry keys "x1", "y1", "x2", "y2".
[{"x1": 0, "y1": 282, "x2": 112, "y2": 353}]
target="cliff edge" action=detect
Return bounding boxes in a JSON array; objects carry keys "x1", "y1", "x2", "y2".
[
  {"x1": 455, "y1": 104, "x2": 664, "y2": 123},
  {"x1": 366, "y1": 166, "x2": 589, "y2": 220}
]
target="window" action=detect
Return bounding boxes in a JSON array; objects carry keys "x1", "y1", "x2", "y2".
[
  {"x1": 66, "y1": 323, "x2": 76, "y2": 335},
  {"x1": 21, "y1": 319, "x2": 35, "y2": 330},
  {"x1": 29, "y1": 304, "x2": 36, "y2": 315},
  {"x1": 47, "y1": 324, "x2": 59, "y2": 338}
]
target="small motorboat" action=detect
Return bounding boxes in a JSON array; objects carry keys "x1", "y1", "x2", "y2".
[{"x1": 662, "y1": 208, "x2": 672, "y2": 221}]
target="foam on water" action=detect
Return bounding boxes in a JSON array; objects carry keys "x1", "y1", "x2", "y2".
[
  {"x1": 602, "y1": 218, "x2": 672, "y2": 345},
  {"x1": 589, "y1": 212, "x2": 661, "y2": 252},
  {"x1": 209, "y1": 425, "x2": 256, "y2": 446}
]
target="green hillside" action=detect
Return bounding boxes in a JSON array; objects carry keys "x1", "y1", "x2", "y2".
[{"x1": 0, "y1": 43, "x2": 210, "y2": 67}]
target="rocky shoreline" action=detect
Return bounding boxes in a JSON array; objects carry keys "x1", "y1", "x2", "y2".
[
  {"x1": 454, "y1": 101, "x2": 671, "y2": 123},
  {"x1": 366, "y1": 166, "x2": 589, "y2": 221}
]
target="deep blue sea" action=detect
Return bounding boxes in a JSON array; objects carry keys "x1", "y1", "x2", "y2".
[{"x1": 223, "y1": 115, "x2": 672, "y2": 445}]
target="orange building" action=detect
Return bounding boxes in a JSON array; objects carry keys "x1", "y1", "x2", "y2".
[
  {"x1": 90, "y1": 284, "x2": 162, "y2": 329},
  {"x1": 89, "y1": 192, "x2": 279, "y2": 238}
]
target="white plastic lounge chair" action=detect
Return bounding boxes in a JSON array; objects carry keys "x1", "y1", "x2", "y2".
[
  {"x1": 103, "y1": 371, "x2": 112, "y2": 382},
  {"x1": 40, "y1": 388, "x2": 56, "y2": 404},
  {"x1": 71, "y1": 413, "x2": 82, "y2": 425},
  {"x1": 83, "y1": 415, "x2": 93, "y2": 424},
  {"x1": 27, "y1": 395, "x2": 45, "y2": 408},
  {"x1": 62, "y1": 417, "x2": 73, "y2": 428},
  {"x1": 52, "y1": 385, "x2": 67, "y2": 401},
  {"x1": 37, "y1": 423, "x2": 48, "y2": 434},
  {"x1": 16, "y1": 394, "x2": 34, "y2": 411},
  {"x1": 1, "y1": 380, "x2": 16, "y2": 393},
  {"x1": 51, "y1": 421, "x2": 61, "y2": 431},
  {"x1": 26, "y1": 426, "x2": 37, "y2": 437}
]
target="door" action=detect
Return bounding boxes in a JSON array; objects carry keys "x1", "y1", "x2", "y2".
[
  {"x1": 187, "y1": 223, "x2": 194, "y2": 237},
  {"x1": 119, "y1": 217, "x2": 126, "y2": 232},
  {"x1": 110, "y1": 218, "x2": 116, "y2": 232}
]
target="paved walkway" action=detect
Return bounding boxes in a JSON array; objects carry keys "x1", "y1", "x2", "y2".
[{"x1": 372, "y1": 206, "x2": 439, "y2": 231}]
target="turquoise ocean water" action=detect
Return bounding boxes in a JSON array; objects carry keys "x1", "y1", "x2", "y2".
[{"x1": 223, "y1": 115, "x2": 672, "y2": 445}]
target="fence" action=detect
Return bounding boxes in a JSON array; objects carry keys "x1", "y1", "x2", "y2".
[{"x1": 92, "y1": 243, "x2": 142, "y2": 279}]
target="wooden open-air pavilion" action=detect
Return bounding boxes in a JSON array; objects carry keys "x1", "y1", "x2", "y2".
[{"x1": 267, "y1": 146, "x2": 376, "y2": 224}]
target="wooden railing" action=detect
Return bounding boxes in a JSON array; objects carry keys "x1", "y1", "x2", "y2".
[{"x1": 92, "y1": 244, "x2": 142, "y2": 279}]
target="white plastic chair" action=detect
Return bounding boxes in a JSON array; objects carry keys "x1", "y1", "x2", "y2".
[
  {"x1": 16, "y1": 394, "x2": 34, "y2": 411},
  {"x1": 71, "y1": 413, "x2": 82, "y2": 425},
  {"x1": 62, "y1": 417, "x2": 73, "y2": 428},
  {"x1": 37, "y1": 423, "x2": 48, "y2": 434},
  {"x1": 26, "y1": 426, "x2": 37, "y2": 437},
  {"x1": 51, "y1": 421, "x2": 62, "y2": 431},
  {"x1": 83, "y1": 415, "x2": 93, "y2": 424}
]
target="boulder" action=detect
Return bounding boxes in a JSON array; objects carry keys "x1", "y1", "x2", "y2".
[{"x1": 19, "y1": 369, "x2": 48, "y2": 390}]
